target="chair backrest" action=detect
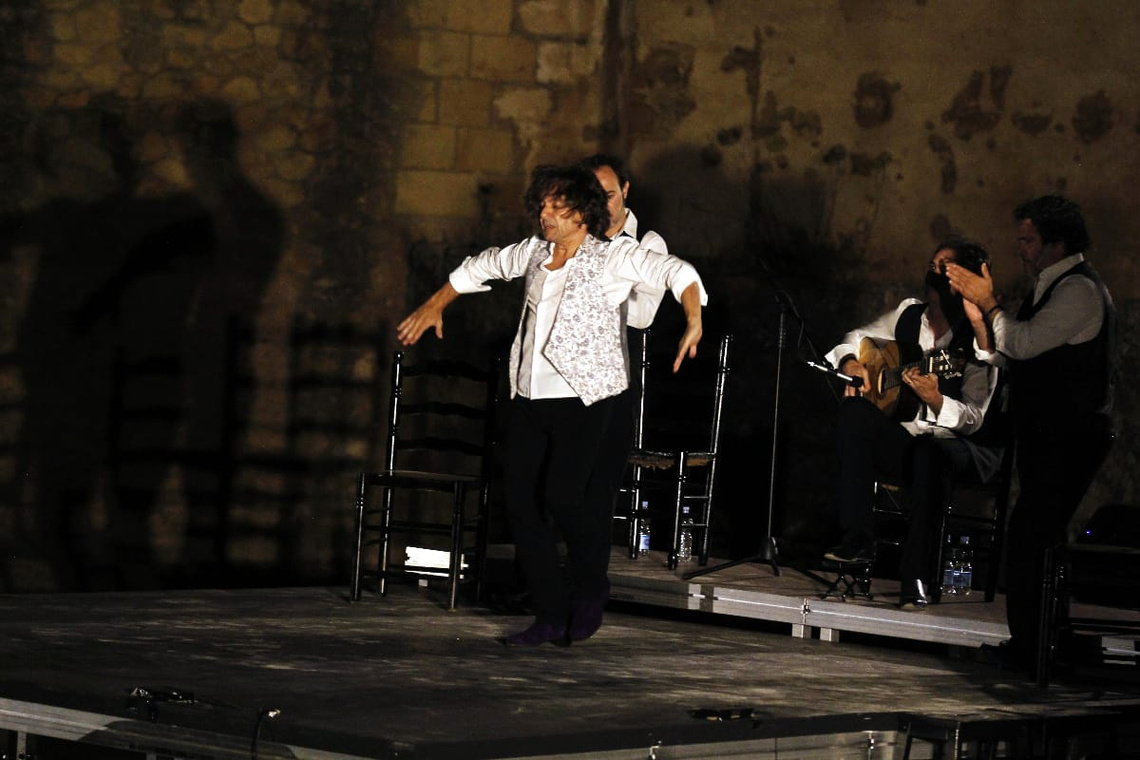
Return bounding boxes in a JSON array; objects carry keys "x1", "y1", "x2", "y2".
[
  {"x1": 632, "y1": 330, "x2": 732, "y2": 456},
  {"x1": 384, "y1": 351, "x2": 500, "y2": 479}
]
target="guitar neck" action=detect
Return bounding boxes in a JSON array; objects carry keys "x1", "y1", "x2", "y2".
[{"x1": 880, "y1": 358, "x2": 931, "y2": 393}]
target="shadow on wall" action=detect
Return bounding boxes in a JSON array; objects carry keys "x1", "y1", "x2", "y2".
[
  {"x1": 0, "y1": 97, "x2": 285, "y2": 592},
  {"x1": 632, "y1": 146, "x2": 880, "y2": 563}
]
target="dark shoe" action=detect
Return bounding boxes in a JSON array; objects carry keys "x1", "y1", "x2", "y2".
[
  {"x1": 898, "y1": 578, "x2": 930, "y2": 609},
  {"x1": 501, "y1": 619, "x2": 569, "y2": 647},
  {"x1": 823, "y1": 539, "x2": 876, "y2": 564},
  {"x1": 568, "y1": 580, "x2": 611, "y2": 642}
]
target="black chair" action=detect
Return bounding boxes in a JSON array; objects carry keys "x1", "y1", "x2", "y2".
[
  {"x1": 1036, "y1": 501, "x2": 1139, "y2": 687},
  {"x1": 832, "y1": 377, "x2": 1015, "y2": 602},
  {"x1": 617, "y1": 331, "x2": 732, "y2": 570},
  {"x1": 350, "y1": 350, "x2": 500, "y2": 610}
]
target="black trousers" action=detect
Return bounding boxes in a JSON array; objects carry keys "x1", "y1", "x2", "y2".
[
  {"x1": 583, "y1": 389, "x2": 635, "y2": 573},
  {"x1": 503, "y1": 394, "x2": 621, "y2": 623},
  {"x1": 1005, "y1": 414, "x2": 1113, "y2": 659},
  {"x1": 835, "y1": 397, "x2": 973, "y2": 583}
]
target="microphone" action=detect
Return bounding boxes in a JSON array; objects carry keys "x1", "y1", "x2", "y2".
[{"x1": 804, "y1": 359, "x2": 863, "y2": 389}]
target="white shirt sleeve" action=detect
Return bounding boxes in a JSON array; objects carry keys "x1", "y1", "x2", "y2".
[
  {"x1": 923, "y1": 360, "x2": 996, "y2": 436},
  {"x1": 824, "y1": 299, "x2": 922, "y2": 369},
  {"x1": 604, "y1": 237, "x2": 708, "y2": 310},
  {"x1": 625, "y1": 230, "x2": 669, "y2": 329},
  {"x1": 991, "y1": 276, "x2": 1104, "y2": 360},
  {"x1": 448, "y1": 238, "x2": 539, "y2": 294}
]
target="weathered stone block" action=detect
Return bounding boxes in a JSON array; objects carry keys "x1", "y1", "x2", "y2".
[
  {"x1": 471, "y1": 35, "x2": 536, "y2": 82},
  {"x1": 395, "y1": 170, "x2": 480, "y2": 218},
  {"x1": 212, "y1": 20, "x2": 254, "y2": 52},
  {"x1": 164, "y1": 24, "x2": 210, "y2": 49},
  {"x1": 221, "y1": 76, "x2": 262, "y2": 103},
  {"x1": 379, "y1": 35, "x2": 420, "y2": 71},
  {"x1": 407, "y1": 0, "x2": 448, "y2": 29},
  {"x1": 276, "y1": 0, "x2": 310, "y2": 27},
  {"x1": 238, "y1": 0, "x2": 274, "y2": 26},
  {"x1": 417, "y1": 80, "x2": 439, "y2": 122},
  {"x1": 418, "y1": 30, "x2": 469, "y2": 77},
  {"x1": 402, "y1": 124, "x2": 457, "y2": 170},
  {"x1": 75, "y1": 4, "x2": 120, "y2": 46},
  {"x1": 455, "y1": 128, "x2": 516, "y2": 172},
  {"x1": 439, "y1": 79, "x2": 492, "y2": 127},
  {"x1": 518, "y1": 0, "x2": 596, "y2": 37},
  {"x1": 254, "y1": 26, "x2": 282, "y2": 47},
  {"x1": 446, "y1": 0, "x2": 513, "y2": 35},
  {"x1": 536, "y1": 41, "x2": 597, "y2": 85},
  {"x1": 493, "y1": 86, "x2": 553, "y2": 124},
  {"x1": 54, "y1": 43, "x2": 91, "y2": 66},
  {"x1": 48, "y1": 12, "x2": 77, "y2": 42}
]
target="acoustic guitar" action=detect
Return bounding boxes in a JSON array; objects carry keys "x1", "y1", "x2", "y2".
[{"x1": 857, "y1": 337, "x2": 968, "y2": 419}]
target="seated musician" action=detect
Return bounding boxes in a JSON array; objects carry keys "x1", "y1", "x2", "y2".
[{"x1": 821, "y1": 239, "x2": 1001, "y2": 608}]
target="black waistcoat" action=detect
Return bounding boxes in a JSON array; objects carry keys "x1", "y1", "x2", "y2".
[
  {"x1": 1010, "y1": 261, "x2": 1115, "y2": 426},
  {"x1": 894, "y1": 302, "x2": 971, "y2": 402}
]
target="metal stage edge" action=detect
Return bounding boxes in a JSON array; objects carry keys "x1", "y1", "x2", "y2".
[{"x1": 606, "y1": 549, "x2": 1011, "y2": 649}]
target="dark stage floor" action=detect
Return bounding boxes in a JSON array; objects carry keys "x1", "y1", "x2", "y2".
[{"x1": 1, "y1": 564, "x2": 1138, "y2": 759}]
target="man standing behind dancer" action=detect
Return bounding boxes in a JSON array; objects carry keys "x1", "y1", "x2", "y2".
[{"x1": 578, "y1": 154, "x2": 670, "y2": 595}]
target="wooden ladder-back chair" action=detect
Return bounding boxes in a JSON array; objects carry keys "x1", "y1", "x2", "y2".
[
  {"x1": 619, "y1": 331, "x2": 732, "y2": 570},
  {"x1": 350, "y1": 350, "x2": 500, "y2": 610}
]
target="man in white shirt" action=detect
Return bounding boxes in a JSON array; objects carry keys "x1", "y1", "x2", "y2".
[
  {"x1": 398, "y1": 164, "x2": 707, "y2": 646},
  {"x1": 576, "y1": 154, "x2": 671, "y2": 583},
  {"x1": 823, "y1": 240, "x2": 1000, "y2": 608},
  {"x1": 947, "y1": 194, "x2": 1115, "y2": 673}
]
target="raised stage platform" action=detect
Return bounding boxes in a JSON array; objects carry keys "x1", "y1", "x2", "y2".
[
  {"x1": 607, "y1": 548, "x2": 1013, "y2": 649},
  {"x1": 1, "y1": 549, "x2": 1137, "y2": 759}
]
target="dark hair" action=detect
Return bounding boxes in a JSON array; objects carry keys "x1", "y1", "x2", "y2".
[
  {"x1": 523, "y1": 164, "x2": 609, "y2": 239},
  {"x1": 1013, "y1": 194, "x2": 1090, "y2": 255},
  {"x1": 579, "y1": 153, "x2": 629, "y2": 188},
  {"x1": 934, "y1": 237, "x2": 989, "y2": 275}
]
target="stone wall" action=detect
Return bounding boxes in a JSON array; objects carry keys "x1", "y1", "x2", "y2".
[{"x1": 0, "y1": 0, "x2": 1135, "y2": 590}]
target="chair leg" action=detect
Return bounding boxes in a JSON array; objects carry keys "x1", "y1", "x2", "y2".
[
  {"x1": 1036, "y1": 545, "x2": 1062, "y2": 687},
  {"x1": 379, "y1": 484, "x2": 395, "y2": 597},
  {"x1": 473, "y1": 486, "x2": 490, "y2": 604},
  {"x1": 698, "y1": 467, "x2": 714, "y2": 566},
  {"x1": 350, "y1": 473, "x2": 368, "y2": 602},
  {"x1": 628, "y1": 469, "x2": 645, "y2": 559},
  {"x1": 447, "y1": 483, "x2": 466, "y2": 612},
  {"x1": 668, "y1": 452, "x2": 688, "y2": 570}
]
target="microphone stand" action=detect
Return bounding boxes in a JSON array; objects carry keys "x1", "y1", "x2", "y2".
[{"x1": 684, "y1": 283, "x2": 841, "y2": 581}]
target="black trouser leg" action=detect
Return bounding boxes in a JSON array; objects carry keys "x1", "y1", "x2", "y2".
[
  {"x1": 504, "y1": 396, "x2": 616, "y2": 623},
  {"x1": 576, "y1": 389, "x2": 632, "y2": 597},
  {"x1": 1005, "y1": 417, "x2": 1111, "y2": 659},
  {"x1": 899, "y1": 437, "x2": 970, "y2": 585},
  {"x1": 834, "y1": 397, "x2": 913, "y2": 544}
]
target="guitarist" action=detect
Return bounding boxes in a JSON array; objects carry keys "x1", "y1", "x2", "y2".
[{"x1": 822, "y1": 239, "x2": 1001, "y2": 608}]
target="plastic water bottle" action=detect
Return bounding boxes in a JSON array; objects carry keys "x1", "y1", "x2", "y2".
[
  {"x1": 957, "y1": 535, "x2": 973, "y2": 595},
  {"x1": 637, "y1": 500, "x2": 651, "y2": 557},
  {"x1": 941, "y1": 535, "x2": 959, "y2": 596},
  {"x1": 678, "y1": 505, "x2": 694, "y2": 563}
]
